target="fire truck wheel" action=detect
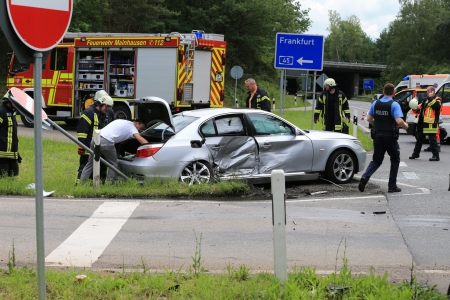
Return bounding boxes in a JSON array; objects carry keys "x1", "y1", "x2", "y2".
[
  {"x1": 113, "y1": 104, "x2": 131, "y2": 120},
  {"x1": 20, "y1": 113, "x2": 34, "y2": 128}
]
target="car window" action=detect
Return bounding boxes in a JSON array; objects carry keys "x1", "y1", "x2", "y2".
[
  {"x1": 215, "y1": 116, "x2": 245, "y2": 136},
  {"x1": 200, "y1": 119, "x2": 216, "y2": 137},
  {"x1": 248, "y1": 113, "x2": 294, "y2": 136},
  {"x1": 437, "y1": 83, "x2": 450, "y2": 104},
  {"x1": 141, "y1": 114, "x2": 197, "y2": 136},
  {"x1": 395, "y1": 91, "x2": 413, "y2": 103}
]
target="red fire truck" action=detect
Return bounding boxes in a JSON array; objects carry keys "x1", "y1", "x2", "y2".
[{"x1": 6, "y1": 31, "x2": 226, "y2": 127}]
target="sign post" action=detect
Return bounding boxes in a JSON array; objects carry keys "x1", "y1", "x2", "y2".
[
  {"x1": 274, "y1": 33, "x2": 324, "y2": 123},
  {"x1": 230, "y1": 66, "x2": 244, "y2": 108},
  {"x1": 4, "y1": 1, "x2": 73, "y2": 299}
]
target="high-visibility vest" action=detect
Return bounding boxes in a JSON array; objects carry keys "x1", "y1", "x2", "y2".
[{"x1": 422, "y1": 97, "x2": 440, "y2": 134}]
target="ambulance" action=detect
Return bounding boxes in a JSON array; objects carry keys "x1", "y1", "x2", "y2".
[
  {"x1": 395, "y1": 74, "x2": 448, "y2": 93},
  {"x1": 6, "y1": 31, "x2": 227, "y2": 127}
]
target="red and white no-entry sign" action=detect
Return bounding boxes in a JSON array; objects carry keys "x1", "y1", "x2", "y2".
[{"x1": 6, "y1": 0, "x2": 73, "y2": 51}]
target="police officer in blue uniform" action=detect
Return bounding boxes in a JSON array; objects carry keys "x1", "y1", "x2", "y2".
[{"x1": 358, "y1": 83, "x2": 409, "y2": 193}]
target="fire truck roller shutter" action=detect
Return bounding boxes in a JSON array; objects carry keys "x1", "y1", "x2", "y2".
[
  {"x1": 192, "y1": 50, "x2": 212, "y2": 105},
  {"x1": 135, "y1": 48, "x2": 177, "y2": 104}
]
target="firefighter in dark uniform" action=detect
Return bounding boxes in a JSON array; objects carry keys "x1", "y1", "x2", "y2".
[
  {"x1": 0, "y1": 92, "x2": 20, "y2": 177},
  {"x1": 245, "y1": 78, "x2": 271, "y2": 112},
  {"x1": 358, "y1": 83, "x2": 409, "y2": 193},
  {"x1": 314, "y1": 78, "x2": 351, "y2": 132},
  {"x1": 76, "y1": 92, "x2": 114, "y2": 184}
]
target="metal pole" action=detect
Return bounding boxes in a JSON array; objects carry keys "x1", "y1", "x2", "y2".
[
  {"x1": 45, "y1": 119, "x2": 129, "y2": 180},
  {"x1": 234, "y1": 77, "x2": 238, "y2": 108},
  {"x1": 305, "y1": 70, "x2": 309, "y2": 116},
  {"x1": 34, "y1": 51, "x2": 46, "y2": 300},
  {"x1": 271, "y1": 169, "x2": 287, "y2": 282},
  {"x1": 279, "y1": 69, "x2": 284, "y2": 116},
  {"x1": 93, "y1": 130, "x2": 101, "y2": 188},
  {"x1": 311, "y1": 71, "x2": 317, "y2": 130}
]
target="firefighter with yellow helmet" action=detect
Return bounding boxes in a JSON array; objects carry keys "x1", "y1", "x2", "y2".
[
  {"x1": 314, "y1": 78, "x2": 351, "y2": 132},
  {"x1": 75, "y1": 90, "x2": 114, "y2": 184}
]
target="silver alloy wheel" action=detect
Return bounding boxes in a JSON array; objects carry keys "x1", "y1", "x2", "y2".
[
  {"x1": 180, "y1": 161, "x2": 211, "y2": 185},
  {"x1": 328, "y1": 151, "x2": 355, "y2": 183}
]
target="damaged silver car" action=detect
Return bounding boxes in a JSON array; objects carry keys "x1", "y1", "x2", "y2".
[{"x1": 117, "y1": 97, "x2": 366, "y2": 185}]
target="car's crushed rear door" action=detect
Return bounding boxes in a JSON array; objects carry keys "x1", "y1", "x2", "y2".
[{"x1": 200, "y1": 115, "x2": 257, "y2": 177}]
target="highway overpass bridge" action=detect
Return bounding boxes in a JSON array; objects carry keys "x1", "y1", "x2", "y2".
[{"x1": 285, "y1": 61, "x2": 387, "y2": 98}]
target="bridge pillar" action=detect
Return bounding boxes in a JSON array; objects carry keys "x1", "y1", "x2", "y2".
[{"x1": 353, "y1": 73, "x2": 360, "y2": 97}]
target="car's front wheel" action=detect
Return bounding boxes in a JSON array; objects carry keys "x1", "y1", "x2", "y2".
[
  {"x1": 180, "y1": 161, "x2": 212, "y2": 185},
  {"x1": 325, "y1": 150, "x2": 355, "y2": 184}
]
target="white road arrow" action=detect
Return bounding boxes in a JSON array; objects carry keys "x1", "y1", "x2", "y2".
[{"x1": 297, "y1": 57, "x2": 314, "y2": 65}]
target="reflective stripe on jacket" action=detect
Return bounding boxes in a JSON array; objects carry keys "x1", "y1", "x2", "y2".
[{"x1": 0, "y1": 104, "x2": 18, "y2": 159}]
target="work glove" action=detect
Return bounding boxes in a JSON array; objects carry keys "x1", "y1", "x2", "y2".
[
  {"x1": 314, "y1": 118, "x2": 318, "y2": 124},
  {"x1": 17, "y1": 153, "x2": 22, "y2": 164},
  {"x1": 346, "y1": 117, "x2": 351, "y2": 122},
  {"x1": 78, "y1": 146, "x2": 85, "y2": 155}
]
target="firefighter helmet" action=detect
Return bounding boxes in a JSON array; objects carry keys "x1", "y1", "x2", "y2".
[
  {"x1": 409, "y1": 98, "x2": 419, "y2": 110},
  {"x1": 1, "y1": 91, "x2": 11, "y2": 103},
  {"x1": 324, "y1": 78, "x2": 336, "y2": 87},
  {"x1": 94, "y1": 90, "x2": 108, "y2": 101},
  {"x1": 97, "y1": 95, "x2": 114, "y2": 107}
]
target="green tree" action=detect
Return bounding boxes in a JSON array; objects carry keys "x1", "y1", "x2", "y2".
[
  {"x1": 70, "y1": 0, "x2": 178, "y2": 33},
  {"x1": 324, "y1": 11, "x2": 377, "y2": 63},
  {"x1": 164, "y1": 0, "x2": 311, "y2": 79},
  {"x1": 384, "y1": 0, "x2": 449, "y2": 83}
]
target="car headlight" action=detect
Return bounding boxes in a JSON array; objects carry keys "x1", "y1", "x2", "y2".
[{"x1": 353, "y1": 140, "x2": 362, "y2": 147}]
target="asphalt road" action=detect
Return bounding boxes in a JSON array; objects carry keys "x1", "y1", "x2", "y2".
[{"x1": 4, "y1": 101, "x2": 450, "y2": 294}]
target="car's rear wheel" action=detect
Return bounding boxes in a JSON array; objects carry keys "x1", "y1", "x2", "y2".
[
  {"x1": 180, "y1": 161, "x2": 212, "y2": 185},
  {"x1": 325, "y1": 150, "x2": 355, "y2": 184}
]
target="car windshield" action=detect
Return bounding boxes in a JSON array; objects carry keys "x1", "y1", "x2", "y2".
[{"x1": 141, "y1": 114, "x2": 198, "y2": 136}]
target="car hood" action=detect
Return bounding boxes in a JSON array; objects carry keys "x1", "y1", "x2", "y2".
[
  {"x1": 305, "y1": 129, "x2": 357, "y2": 140},
  {"x1": 128, "y1": 96, "x2": 174, "y2": 130}
]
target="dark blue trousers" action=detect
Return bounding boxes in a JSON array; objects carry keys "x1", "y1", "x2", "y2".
[{"x1": 362, "y1": 134, "x2": 400, "y2": 190}]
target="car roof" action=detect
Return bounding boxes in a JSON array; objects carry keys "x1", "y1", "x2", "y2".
[{"x1": 175, "y1": 108, "x2": 272, "y2": 119}]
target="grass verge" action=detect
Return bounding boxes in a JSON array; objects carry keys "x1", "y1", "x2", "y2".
[{"x1": 0, "y1": 260, "x2": 445, "y2": 299}]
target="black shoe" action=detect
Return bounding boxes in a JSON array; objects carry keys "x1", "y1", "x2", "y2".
[
  {"x1": 429, "y1": 156, "x2": 440, "y2": 161},
  {"x1": 388, "y1": 187, "x2": 402, "y2": 193},
  {"x1": 409, "y1": 154, "x2": 420, "y2": 159},
  {"x1": 423, "y1": 147, "x2": 432, "y2": 152},
  {"x1": 358, "y1": 177, "x2": 368, "y2": 192}
]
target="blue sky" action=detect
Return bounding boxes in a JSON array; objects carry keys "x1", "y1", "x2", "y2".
[{"x1": 300, "y1": 0, "x2": 400, "y2": 40}]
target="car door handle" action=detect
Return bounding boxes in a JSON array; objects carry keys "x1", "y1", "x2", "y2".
[{"x1": 211, "y1": 145, "x2": 222, "y2": 150}]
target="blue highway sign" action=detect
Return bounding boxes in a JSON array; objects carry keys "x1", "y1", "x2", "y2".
[
  {"x1": 363, "y1": 79, "x2": 374, "y2": 90},
  {"x1": 274, "y1": 33, "x2": 324, "y2": 71}
]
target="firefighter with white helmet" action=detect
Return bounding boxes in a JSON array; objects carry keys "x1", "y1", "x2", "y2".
[
  {"x1": 0, "y1": 91, "x2": 21, "y2": 177},
  {"x1": 75, "y1": 90, "x2": 114, "y2": 184},
  {"x1": 314, "y1": 78, "x2": 351, "y2": 132}
]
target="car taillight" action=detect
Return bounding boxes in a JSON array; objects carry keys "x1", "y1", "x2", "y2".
[{"x1": 136, "y1": 144, "x2": 163, "y2": 158}]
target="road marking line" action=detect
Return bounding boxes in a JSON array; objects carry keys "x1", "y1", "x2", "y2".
[
  {"x1": 402, "y1": 172, "x2": 419, "y2": 179},
  {"x1": 45, "y1": 202, "x2": 139, "y2": 267},
  {"x1": 399, "y1": 162, "x2": 407, "y2": 167}
]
